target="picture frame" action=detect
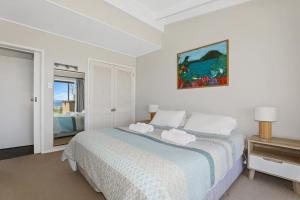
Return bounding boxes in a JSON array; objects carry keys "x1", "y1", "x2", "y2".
[{"x1": 177, "y1": 40, "x2": 229, "y2": 89}]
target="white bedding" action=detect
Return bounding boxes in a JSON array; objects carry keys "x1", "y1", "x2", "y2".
[{"x1": 62, "y1": 127, "x2": 245, "y2": 200}]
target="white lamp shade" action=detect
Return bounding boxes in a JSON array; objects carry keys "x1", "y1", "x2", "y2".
[
  {"x1": 148, "y1": 104, "x2": 159, "y2": 113},
  {"x1": 254, "y1": 107, "x2": 277, "y2": 122}
]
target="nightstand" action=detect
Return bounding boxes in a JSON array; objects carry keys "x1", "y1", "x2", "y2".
[{"x1": 247, "y1": 135, "x2": 300, "y2": 196}]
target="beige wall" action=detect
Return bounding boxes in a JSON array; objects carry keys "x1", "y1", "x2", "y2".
[
  {"x1": 136, "y1": 0, "x2": 300, "y2": 139},
  {"x1": 0, "y1": 19, "x2": 135, "y2": 152}
]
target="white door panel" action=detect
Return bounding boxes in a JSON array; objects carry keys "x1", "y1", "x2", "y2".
[
  {"x1": 90, "y1": 62, "x2": 114, "y2": 129},
  {"x1": 0, "y1": 50, "x2": 33, "y2": 149},
  {"x1": 114, "y1": 68, "x2": 133, "y2": 127}
]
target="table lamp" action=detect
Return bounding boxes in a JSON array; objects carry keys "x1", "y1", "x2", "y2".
[
  {"x1": 254, "y1": 106, "x2": 277, "y2": 140},
  {"x1": 148, "y1": 105, "x2": 159, "y2": 120}
]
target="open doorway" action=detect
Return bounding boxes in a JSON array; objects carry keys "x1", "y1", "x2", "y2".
[
  {"x1": 0, "y1": 47, "x2": 34, "y2": 160},
  {"x1": 0, "y1": 42, "x2": 43, "y2": 158}
]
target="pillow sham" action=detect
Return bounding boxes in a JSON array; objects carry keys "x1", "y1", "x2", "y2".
[
  {"x1": 184, "y1": 113, "x2": 237, "y2": 135},
  {"x1": 150, "y1": 110, "x2": 186, "y2": 128}
]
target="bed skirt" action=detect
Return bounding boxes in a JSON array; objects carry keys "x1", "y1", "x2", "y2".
[
  {"x1": 78, "y1": 156, "x2": 244, "y2": 200},
  {"x1": 204, "y1": 157, "x2": 244, "y2": 200},
  {"x1": 78, "y1": 165, "x2": 101, "y2": 193}
]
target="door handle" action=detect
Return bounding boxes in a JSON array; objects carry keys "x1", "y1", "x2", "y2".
[
  {"x1": 111, "y1": 108, "x2": 116, "y2": 112},
  {"x1": 30, "y1": 97, "x2": 38, "y2": 102}
]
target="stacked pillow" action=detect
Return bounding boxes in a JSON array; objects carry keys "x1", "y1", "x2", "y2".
[
  {"x1": 150, "y1": 110, "x2": 186, "y2": 128},
  {"x1": 150, "y1": 109, "x2": 237, "y2": 136},
  {"x1": 184, "y1": 113, "x2": 237, "y2": 136}
]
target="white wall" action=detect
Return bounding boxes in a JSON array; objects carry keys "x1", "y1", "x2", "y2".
[
  {"x1": 136, "y1": 0, "x2": 300, "y2": 139},
  {"x1": 0, "y1": 19, "x2": 135, "y2": 152},
  {"x1": 0, "y1": 48, "x2": 34, "y2": 149}
]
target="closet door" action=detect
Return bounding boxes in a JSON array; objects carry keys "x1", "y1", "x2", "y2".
[
  {"x1": 114, "y1": 67, "x2": 134, "y2": 127},
  {"x1": 90, "y1": 61, "x2": 114, "y2": 130}
]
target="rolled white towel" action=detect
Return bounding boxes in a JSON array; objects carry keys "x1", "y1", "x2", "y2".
[
  {"x1": 137, "y1": 122, "x2": 154, "y2": 132},
  {"x1": 161, "y1": 129, "x2": 195, "y2": 145},
  {"x1": 129, "y1": 124, "x2": 148, "y2": 134},
  {"x1": 169, "y1": 129, "x2": 195, "y2": 141}
]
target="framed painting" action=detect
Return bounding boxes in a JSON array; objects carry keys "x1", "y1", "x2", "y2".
[{"x1": 177, "y1": 40, "x2": 229, "y2": 89}]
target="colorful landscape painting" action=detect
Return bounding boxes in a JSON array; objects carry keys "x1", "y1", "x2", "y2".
[{"x1": 177, "y1": 40, "x2": 229, "y2": 89}]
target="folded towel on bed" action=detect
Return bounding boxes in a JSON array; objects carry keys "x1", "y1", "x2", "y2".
[
  {"x1": 129, "y1": 123, "x2": 154, "y2": 133},
  {"x1": 137, "y1": 122, "x2": 154, "y2": 132},
  {"x1": 161, "y1": 129, "x2": 196, "y2": 145}
]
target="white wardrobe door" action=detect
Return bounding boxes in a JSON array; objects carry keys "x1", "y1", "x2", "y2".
[
  {"x1": 114, "y1": 68, "x2": 134, "y2": 127},
  {"x1": 90, "y1": 62, "x2": 114, "y2": 130}
]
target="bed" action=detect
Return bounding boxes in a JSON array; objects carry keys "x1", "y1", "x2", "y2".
[{"x1": 62, "y1": 126, "x2": 245, "y2": 200}]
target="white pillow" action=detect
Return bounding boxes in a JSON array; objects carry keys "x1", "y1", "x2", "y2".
[
  {"x1": 150, "y1": 110, "x2": 186, "y2": 128},
  {"x1": 184, "y1": 113, "x2": 237, "y2": 135}
]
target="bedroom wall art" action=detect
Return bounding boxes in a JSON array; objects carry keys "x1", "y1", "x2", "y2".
[{"x1": 177, "y1": 40, "x2": 229, "y2": 89}]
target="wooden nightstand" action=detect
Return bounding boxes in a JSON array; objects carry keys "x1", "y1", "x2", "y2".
[{"x1": 247, "y1": 135, "x2": 300, "y2": 196}]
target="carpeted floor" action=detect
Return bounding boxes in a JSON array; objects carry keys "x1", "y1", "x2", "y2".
[
  {"x1": 54, "y1": 136, "x2": 74, "y2": 146},
  {"x1": 0, "y1": 152, "x2": 299, "y2": 200}
]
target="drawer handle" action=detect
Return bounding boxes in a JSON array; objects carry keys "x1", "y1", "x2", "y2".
[{"x1": 263, "y1": 157, "x2": 283, "y2": 164}]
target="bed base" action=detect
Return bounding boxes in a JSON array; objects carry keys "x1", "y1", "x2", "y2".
[
  {"x1": 204, "y1": 157, "x2": 244, "y2": 200},
  {"x1": 78, "y1": 157, "x2": 244, "y2": 200}
]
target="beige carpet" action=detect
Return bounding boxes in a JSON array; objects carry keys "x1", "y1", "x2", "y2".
[{"x1": 0, "y1": 152, "x2": 299, "y2": 200}]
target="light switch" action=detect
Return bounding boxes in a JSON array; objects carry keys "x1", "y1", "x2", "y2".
[{"x1": 48, "y1": 82, "x2": 53, "y2": 89}]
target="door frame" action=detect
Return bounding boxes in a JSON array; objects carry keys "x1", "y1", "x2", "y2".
[
  {"x1": 0, "y1": 41, "x2": 44, "y2": 154},
  {"x1": 87, "y1": 58, "x2": 136, "y2": 130}
]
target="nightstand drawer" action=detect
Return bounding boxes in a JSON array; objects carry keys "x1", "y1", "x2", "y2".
[{"x1": 249, "y1": 154, "x2": 300, "y2": 182}]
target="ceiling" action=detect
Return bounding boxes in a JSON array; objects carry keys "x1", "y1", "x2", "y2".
[
  {"x1": 0, "y1": 0, "x2": 160, "y2": 57},
  {"x1": 138, "y1": 0, "x2": 183, "y2": 12},
  {"x1": 104, "y1": 0, "x2": 252, "y2": 31},
  {"x1": 0, "y1": 0, "x2": 252, "y2": 57}
]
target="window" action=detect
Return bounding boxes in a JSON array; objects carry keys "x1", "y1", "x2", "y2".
[{"x1": 53, "y1": 80, "x2": 77, "y2": 114}]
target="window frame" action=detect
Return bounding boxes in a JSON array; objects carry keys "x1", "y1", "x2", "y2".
[
  {"x1": 53, "y1": 77, "x2": 77, "y2": 113},
  {"x1": 54, "y1": 80, "x2": 73, "y2": 101}
]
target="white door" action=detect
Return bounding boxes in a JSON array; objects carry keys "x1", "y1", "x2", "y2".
[
  {"x1": 89, "y1": 60, "x2": 135, "y2": 130},
  {"x1": 90, "y1": 61, "x2": 114, "y2": 130},
  {"x1": 0, "y1": 48, "x2": 34, "y2": 149},
  {"x1": 114, "y1": 67, "x2": 134, "y2": 127}
]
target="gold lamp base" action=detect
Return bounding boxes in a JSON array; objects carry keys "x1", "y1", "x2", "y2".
[
  {"x1": 150, "y1": 112, "x2": 156, "y2": 121},
  {"x1": 259, "y1": 121, "x2": 272, "y2": 140}
]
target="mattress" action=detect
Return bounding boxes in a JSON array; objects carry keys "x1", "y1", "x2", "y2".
[{"x1": 62, "y1": 127, "x2": 245, "y2": 200}]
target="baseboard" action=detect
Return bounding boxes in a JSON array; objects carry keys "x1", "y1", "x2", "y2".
[{"x1": 0, "y1": 145, "x2": 33, "y2": 160}]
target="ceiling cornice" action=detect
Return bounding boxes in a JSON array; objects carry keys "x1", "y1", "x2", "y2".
[
  {"x1": 104, "y1": 0, "x2": 252, "y2": 31},
  {"x1": 156, "y1": 0, "x2": 215, "y2": 20},
  {"x1": 103, "y1": 0, "x2": 164, "y2": 31}
]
